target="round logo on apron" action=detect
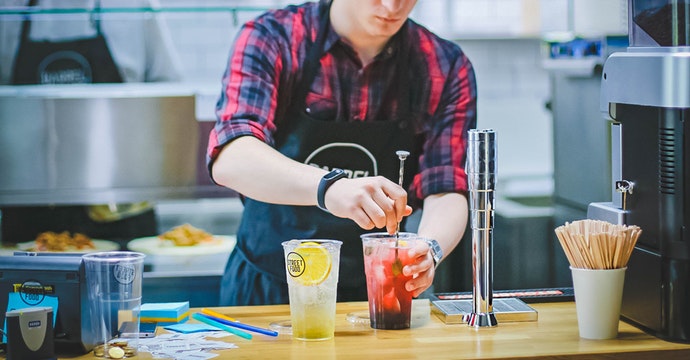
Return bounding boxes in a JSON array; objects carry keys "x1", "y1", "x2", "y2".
[
  {"x1": 37, "y1": 50, "x2": 93, "y2": 84},
  {"x1": 304, "y1": 142, "x2": 378, "y2": 178}
]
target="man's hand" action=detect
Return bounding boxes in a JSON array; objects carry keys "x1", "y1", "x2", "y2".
[
  {"x1": 323, "y1": 176, "x2": 412, "y2": 234},
  {"x1": 402, "y1": 241, "x2": 434, "y2": 297}
]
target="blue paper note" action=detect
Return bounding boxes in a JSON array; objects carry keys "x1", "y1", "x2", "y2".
[
  {"x1": 164, "y1": 323, "x2": 220, "y2": 334},
  {"x1": 141, "y1": 302, "x2": 189, "y2": 318}
]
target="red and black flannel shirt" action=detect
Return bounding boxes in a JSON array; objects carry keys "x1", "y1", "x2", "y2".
[{"x1": 208, "y1": 1, "x2": 477, "y2": 205}]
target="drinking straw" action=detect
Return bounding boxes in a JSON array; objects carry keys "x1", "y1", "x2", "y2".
[
  {"x1": 201, "y1": 308, "x2": 238, "y2": 322},
  {"x1": 200, "y1": 309, "x2": 278, "y2": 337},
  {"x1": 191, "y1": 313, "x2": 252, "y2": 340}
]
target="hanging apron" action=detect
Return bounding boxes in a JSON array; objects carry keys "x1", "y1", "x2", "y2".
[
  {"x1": 220, "y1": 1, "x2": 422, "y2": 305},
  {"x1": 1, "y1": 0, "x2": 157, "y2": 244},
  {"x1": 11, "y1": 0, "x2": 123, "y2": 84}
]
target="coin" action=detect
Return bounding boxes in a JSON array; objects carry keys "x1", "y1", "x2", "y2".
[
  {"x1": 112, "y1": 340, "x2": 129, "y2": 347},
  {"x1": 93, "y1": 344, "x2": 105, "y2": 357},
  {"x1": 124, "y1": 346, "x2": 137, "y2": 357},
  {"x1": 107, "y1": 346, "x2": 126, "y2": 359}
]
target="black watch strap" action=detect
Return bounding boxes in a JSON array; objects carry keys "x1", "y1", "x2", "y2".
[{"x1": 317, "y1": 168, "x2": 347, "y2": 212}]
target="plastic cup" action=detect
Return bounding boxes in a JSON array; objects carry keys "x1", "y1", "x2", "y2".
[
  {"x1": 282, "y1": 239, "x2": 342, "y2": 341},
  {"x1": 83, "y1": 251, "x2": 145, "y2": 356},
  {"x1": 570, "y1": 266, "x2": 627, "y2": 340},
  {"x1": 361, "y1": 232, "x2": 424, "y2": 330}
]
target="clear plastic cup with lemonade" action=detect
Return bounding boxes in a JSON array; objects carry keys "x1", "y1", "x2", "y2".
[{"x1": 282, "y1": 239, "x2": 342, "y2": 341}]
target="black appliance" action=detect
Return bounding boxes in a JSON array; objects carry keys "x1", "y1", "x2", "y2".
[
  {"x1": 0, "y1": 253, "x2": 95, "y2": 353},
  {"x1": 6, "y1": 306, "x2": 55, "y2": 360},
  {"x1": 590, "y1": 0, "x2": 690, "y2": 343}
]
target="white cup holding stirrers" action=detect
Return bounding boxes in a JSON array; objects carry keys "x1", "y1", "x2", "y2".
[
  {"x1": 570, "y1": 266, "x2": 626, "y2": 340},
  {"x1": 554, "y1": 219, "x2": 642, "y2": 340}
]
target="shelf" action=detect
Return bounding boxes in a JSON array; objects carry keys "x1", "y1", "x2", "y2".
[{"x1": 0, "y1": 6, "x2": 270, "y2": 16}]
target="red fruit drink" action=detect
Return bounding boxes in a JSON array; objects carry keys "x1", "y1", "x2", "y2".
[{"x1": 361, "y1": 233, "x2": 418, "y2": 330}]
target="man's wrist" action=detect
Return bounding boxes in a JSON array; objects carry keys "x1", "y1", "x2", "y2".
[
  {"x1": 426, "y1": 238, "x2": 443, "y2": 267},
  {"x1": 317, "y1": 168, "x2": 347, "y2": 212}
]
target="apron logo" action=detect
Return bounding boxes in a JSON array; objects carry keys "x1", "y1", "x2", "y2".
[
  {"x1": 304, "y1": 142, "x2": 378, "y2": 177},
  {"x1": 286, "y1": 252, "x2": 306, "y2": 278},
  {"x1": 37, "y1": 50, "x2": 93, "y2": 84}
]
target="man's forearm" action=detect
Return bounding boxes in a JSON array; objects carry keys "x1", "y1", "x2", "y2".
[
  {"x1": 417, "y1": 192, "x2": 469, "y2": 264},
  {"x1": 211, "y1": 136, "x2": 325, "y2": 205}
]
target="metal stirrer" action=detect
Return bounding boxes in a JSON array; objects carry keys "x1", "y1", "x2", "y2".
[
  {"x1": 391, "y1": 150, "x2": 410, "y2": 276},
  {"x1": 395, "y1": 150, "x2": 410, "y2": 237}
]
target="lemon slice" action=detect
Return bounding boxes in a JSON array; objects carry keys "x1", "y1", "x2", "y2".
[{"x1": 287, "y1": 241, "x2": 332, "y2": 286}]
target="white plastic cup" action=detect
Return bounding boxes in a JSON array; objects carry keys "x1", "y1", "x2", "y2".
[
  {"x1": 570, "y1": 266, "x2": 627, "y2": 340},
  {"x1": 83, "y1": 251, "x2": 145, "y2": 353}
]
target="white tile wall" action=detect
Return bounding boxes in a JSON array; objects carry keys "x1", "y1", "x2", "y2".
[
  {"x1": 458, "y1": 39, "x2": 553, "y2": 180},
  {"x1": 451, "y1": 0, "x2": 523, "y2": 36},
  {"x1": 539, "y1": 0, "x2": 627, "y2": 36}
]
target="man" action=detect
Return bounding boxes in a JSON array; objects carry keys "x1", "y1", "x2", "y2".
[{"x1": 208, "y1": 0, "x2": 476, "y2": 305}]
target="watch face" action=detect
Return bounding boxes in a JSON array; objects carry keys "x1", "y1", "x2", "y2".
[
  {"x1": 317, "y1": 168, "x2": 348, "y2": 211},
  {"x1": 427, "y1": 239, "x2": 443, "y2": 261},
  {"x1": 325, "y1": 168, "x2": 345, "y2": 180}
]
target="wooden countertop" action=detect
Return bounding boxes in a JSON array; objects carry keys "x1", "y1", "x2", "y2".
[{"x1": 60, "y1": 301, "x2": 690, "y2": 359}]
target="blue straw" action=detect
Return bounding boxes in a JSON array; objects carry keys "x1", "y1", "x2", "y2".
[
  {"x1": 201, "y1": 308, "x2": 279, "y2": 337},
  {"x1": 191, "y1": 313, "x2": 252, "y2": 340},
  {"x1": 198, "y1": 312, "x2": 279, "y2": 337}
]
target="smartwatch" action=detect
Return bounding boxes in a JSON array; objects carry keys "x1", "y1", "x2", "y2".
[
  {"x1": 317, "y1": 168, "x2": 347, "y2": 212},
  {"x1": 426, "y1": 239, "x2": 443, "y2": 268}
]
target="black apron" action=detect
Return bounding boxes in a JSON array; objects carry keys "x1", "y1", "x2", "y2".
[
  {"x1": 1, "y1": 0, "x2": 156, "y2": 244},
  {"x1": 220, "y1": 1, "x2": 422, "y2": 306},
  {"x1": 11, "y1": 0, "x2": 123, "y2": 84}
]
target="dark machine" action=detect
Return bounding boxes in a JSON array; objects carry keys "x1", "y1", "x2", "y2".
[
  {"x1": 590, "y1": 0, "x2": 690, "y2": 343},
  {"x1": 6, "y1": 306, "x2": 55, "y2": 360},
  {"x1": 0, "y1": 254, "x2": 96, "y2": 353}
]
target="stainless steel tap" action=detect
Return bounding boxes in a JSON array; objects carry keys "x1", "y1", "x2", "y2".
[{"x1": 465, "y1": 129, "x2": 498, "y2": 328}]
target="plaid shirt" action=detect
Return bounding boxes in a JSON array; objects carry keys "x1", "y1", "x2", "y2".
[{"x1": 208, "y1": 1, "x2": 477, "y2": 203}]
